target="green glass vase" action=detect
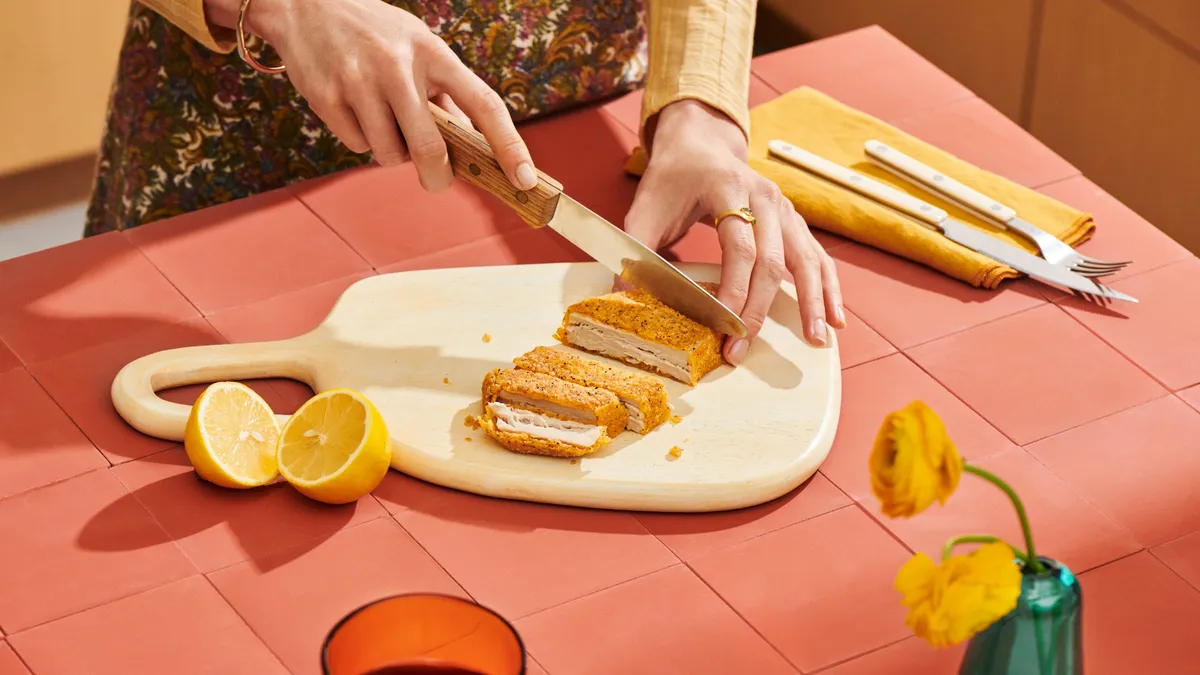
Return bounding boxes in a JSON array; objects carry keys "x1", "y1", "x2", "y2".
[{"x1": 958, "y1": 557, "x2": 1082, "y2": 675}]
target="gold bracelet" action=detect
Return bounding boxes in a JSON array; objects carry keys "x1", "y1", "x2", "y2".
[{"x1": 237, "y1": 0, "x2": 286, "y2": 74}]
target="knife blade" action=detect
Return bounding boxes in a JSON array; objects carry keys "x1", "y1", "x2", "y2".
[
  {"x1": 766, "y1": 140, "x2": 1137, "y2": 303},
  {"x1": 863, "y1": 140, "x2": 1132, "y2": 272},
  {"x1": 427, "y1": 103, "x2": 748, "y2": 337}
]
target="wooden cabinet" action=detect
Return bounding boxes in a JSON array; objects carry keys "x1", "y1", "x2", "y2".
[
  {"x1": 0, "y1": 2, "x2": 130, "y2": 176},
  {"x1": 760, "y1": 0, "x2": 1200, "y2": 254},
  {"x1": 1030, "y1": 0, "x2": 1200, "y2": 253},
  {"x1": 1122, "y1": 0, "x2": 1200, "y2": 51},
  {"x1": 759, "y1": 0, "x2": 1036, "y2": 121}
]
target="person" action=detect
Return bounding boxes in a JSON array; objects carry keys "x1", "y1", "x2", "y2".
[{"x1": 88, "y1": 0, "x2": 845, "y2": 360}]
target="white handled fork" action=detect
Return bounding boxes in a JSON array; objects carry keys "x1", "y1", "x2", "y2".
[{"x1": 864, "y1": 140, "x2": 1131, "y2": 279}]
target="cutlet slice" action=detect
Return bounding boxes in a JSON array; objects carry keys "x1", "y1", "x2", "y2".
[
  {"x1": 514, "y1": 346, "x2": 672, "y2": 434},
  {"x1": 554, "y1": 283, "x2": 725, "y2": 386},
  {"x1": 479, "y1": 368, "x2": 627, "y2": 458}
]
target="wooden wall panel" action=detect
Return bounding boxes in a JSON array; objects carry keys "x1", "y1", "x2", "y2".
[
  {"x1": 0, "y1": 2, "x2": 130, "y2": 176},
  {"x1": 1030, "y1": 0, "x2": 1200, "y2": 252},
  {"x1": 1120, "y1": 0, "x2": 1200, "y2": 52},
  {"x1": 758, "y1": 0, "x2": 1036, "y2": 121}
]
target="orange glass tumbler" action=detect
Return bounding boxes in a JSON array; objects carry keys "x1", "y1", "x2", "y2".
[{"x1": 321, "y1": 593, "x2": 526, "y2": 675}]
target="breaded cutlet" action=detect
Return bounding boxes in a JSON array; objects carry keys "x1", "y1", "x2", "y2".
[
  {"x1": 478, "y1": 368, "x2": 626, "y2": 458},
  {"x1": 554, "y1": 281, "x2": 725, "y2": 386},
  {"x1": 514, "y1": 346, "x2": 672, "y2": 434}
]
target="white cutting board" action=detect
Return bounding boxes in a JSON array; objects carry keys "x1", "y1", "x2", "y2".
[{"x1": 112, "y1": 262, "x2": 841, "y2": 512}]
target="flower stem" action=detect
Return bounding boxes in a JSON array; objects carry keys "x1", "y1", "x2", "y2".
[
  {"x1": 964, "y1": 464, "x2": 1044, "y2": 573},
  {"x1": 941, "y1": 535, "x2": 1030, "y2": 564}
]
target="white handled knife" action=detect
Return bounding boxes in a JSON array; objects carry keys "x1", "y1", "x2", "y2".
[
  {"x1": 766, "y1": 140, "x2": 1137, "y2": 303},
  {"x1": 427, "y1": 103, "x2": 748, "y2": 337}
]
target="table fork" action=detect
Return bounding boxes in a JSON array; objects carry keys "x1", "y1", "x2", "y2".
[{"x1": 864, "y1": 140, "x2": 1131, "y2": 278}]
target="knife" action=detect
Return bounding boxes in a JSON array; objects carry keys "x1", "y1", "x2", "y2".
[
  {"x1": 765, "y1": 140, "x2": 1137, "y2": 303},
  {"x1": 426, "y1": 103, "x2": 747, "y2": 338}
]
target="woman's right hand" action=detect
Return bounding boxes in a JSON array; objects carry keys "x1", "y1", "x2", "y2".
[{"x1": 227, "y1": 0, "x2": 539, "y2": 192}]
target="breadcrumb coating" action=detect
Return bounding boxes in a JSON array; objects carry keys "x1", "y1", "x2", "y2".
[
  {"x1": 554, "y1": 282, "x2": 725, "y2": 386},
  {"x1": 513, "y1": 346, "x2": 671, "y2": 433}
]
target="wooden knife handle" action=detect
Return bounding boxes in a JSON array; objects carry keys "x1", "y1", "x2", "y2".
[{"x1": 427, "y1": 102, "x2": 562, "y2": 228}]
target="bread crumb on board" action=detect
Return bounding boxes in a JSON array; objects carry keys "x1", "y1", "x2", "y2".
[
  {"x1": 464, "y1": 414, "x2": 480, "y2": 430},
  {"x1": 669, "y1": 415, "x2": 682, "y2": 425},
  {"x1": 570, "y1": 458, "x2": 579, "y2": 465},
  {"x1": 464, "y1": 436, "x2": 473, "y2": 442},
  {"x1": 482, "y1": 333, "x2": 492, "y2": 343},
  {"x1": 667, "y1": 445, "x2": 683, "y2": 459},
  {"x1": 443, "y1": 377, "x2": 451, "y2": 385}
]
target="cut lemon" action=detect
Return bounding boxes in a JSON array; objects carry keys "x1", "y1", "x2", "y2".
[
  {"x1": 277, "y1": 388, "x2": 391, "y2": 504},
  {"x1": 184, "y1": 382, "x2": 281, "y2": 489}
]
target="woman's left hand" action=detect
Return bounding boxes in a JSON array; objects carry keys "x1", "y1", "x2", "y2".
[{"x1": 624, "y1": 100, "x2": 847, "y2": 364}]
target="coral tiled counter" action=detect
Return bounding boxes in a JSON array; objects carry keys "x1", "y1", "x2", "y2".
[{"x1": 3, "y1": 26, "x2": 1200, "y2": 675}]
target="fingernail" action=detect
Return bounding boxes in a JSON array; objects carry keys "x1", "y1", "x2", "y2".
[
  {"x1": 811, "y1": 318, "x2": 828, "y2": 346},
  {"x1": 727, "y1": 339, "x2": 748, "y2": 365},
  {"x1": 834, "y1": 304, "x2": 845, "y2": 325},
  {"x1": 516, "y1": 163, "x2": 537, "y2": 190}
]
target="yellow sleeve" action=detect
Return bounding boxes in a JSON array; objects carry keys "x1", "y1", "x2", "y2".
[
  {"x1": 138, "y1": 0, "x2": 236, "y2": 53},
  {"x1": 641, "y1": 0, "x2": 757, "y2": 145}
]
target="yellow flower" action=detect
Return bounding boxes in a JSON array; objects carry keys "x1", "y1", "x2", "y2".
[
  {"x1": 895, "y1": 542, "x2": 1023, "y2": 648},
  {"x1": 869, "y1": 400, "x2": 963, "y2": 517}
]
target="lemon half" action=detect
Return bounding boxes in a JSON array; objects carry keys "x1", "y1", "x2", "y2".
[
  {"x1": 184, "y1": 382, "x2": 281, "y2": 488},
  {"x1": 276, "y1": 388, "x2": 391, "y2": 504}
]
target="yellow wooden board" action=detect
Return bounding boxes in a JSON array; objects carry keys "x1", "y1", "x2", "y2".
[{"x1": 112, "y1": 262, "x2": 841, "y2": 512}]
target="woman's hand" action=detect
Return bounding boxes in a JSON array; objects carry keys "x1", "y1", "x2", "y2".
[
  {"x1": 625, "y1": 100, "x2": 846, "y2": 363},
  {"x1": 215, "y1": 0, "x2": 538, "y2": 192}
]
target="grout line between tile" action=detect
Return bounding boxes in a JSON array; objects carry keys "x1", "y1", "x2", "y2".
[
  {"x1": 1049, "y1": 264, "x2": 1198, "y2": 393},
  {"x1": 189, "y1": 504, "x2": 390, "y2": 578},
  {"x1": 0, "y1": 573, "x2": 204, "y2": 644},
  {"x1": 23, "y1": 366, "x2": 113, "y2": 475},
  {"x1": 634, "y1": 492, "x2": 849, "y2": 564},
  {"x1": 197, "y1": 574, "x2": 292, "y2": 673},
  {"x1": 289, "y1": 187, "x2": 375, "y2": 272},
  {"x1": 889, "y1": 299, "x2": 1048, "y2": 354},
  {"x1": 506, "y1": 562, "x2": 687, "y2": 625},
  {"x1": 105, "y1": 465, "x2": 206, "y2": 579},
  {"x1": 834, "y1": 304, "x2": 902, "y2": 363},
  {"x1": 377, "y1": 229, "x2": 521, "y2": 273},
  {"x1": 119, "y1": 231, "x2": 205, "y2": 321},
  {"x1": 1075, "y1": 547, "x2": 1146, "y2": 577},
  {"x1": 381, "y1": 511, "x2": 480, "y2": 605},
  {"x1": 848, "y1": 499, "x2": 917, "y2": 556},
  {"x1": 896, "y1": 298, "x2": 1184, "y2": 448},
  {"x1": 1149, "y1": 547, "x2": 1200, "y2": 596},
  {"x1": 904, "y1": 335, "x2": 1166, "y2": 450},
  {"x1": 0, "y1": 465, "x2": 113, "y2": 509},
  {"x1": 4, "y1": 639, "x2": 36, "y2": 675},
  {"x1": 682, "y1": 560, "x2": 803, "y2": 673},
  {"x1": 808, "y1": 634, "x2": 915, "y2": 674},
  {"x1": 840, "y1": 349, "x2": 899, "y2": 372}
]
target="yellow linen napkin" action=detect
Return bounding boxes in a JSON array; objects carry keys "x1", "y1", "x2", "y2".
[{"x1": 625, "y1": 87, "x2": 1094, "y2": 289}]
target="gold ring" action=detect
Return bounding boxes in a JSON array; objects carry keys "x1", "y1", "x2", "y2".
[{"x1": 714, "y1": 207, "x2": 756, "y2": 227}]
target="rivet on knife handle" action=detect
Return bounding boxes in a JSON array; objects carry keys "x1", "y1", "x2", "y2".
[
  {"x1": 864, "y1": 140, "x2": 1017, "y2": 223},
  {"x1": 767, "y1": 140, "x2": 949, "y2": 229},
  {"x1": 426, "y1": 102, "x2": 563, "y2": 228}
]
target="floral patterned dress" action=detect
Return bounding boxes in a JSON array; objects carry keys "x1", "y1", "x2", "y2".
[{"x1": 86, "y1": 0, "x2": 647, "y2": 236}]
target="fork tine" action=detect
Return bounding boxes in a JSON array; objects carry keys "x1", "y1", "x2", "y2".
[
  {"x1": 1075, "y1": 259, "x2": 1131, "y2": 269},
  {"x1": 1070, "y1": 263, "x2": 1125, "y2": 278},
  {"x1": 1072, "y1": 268, "x2": 1118, "y2": 279},
  {"x1": 1072, "y1": 261, "x2": 1130, "y2": 274},
  {"x1": 1078, "y1": 254, "x2": 1134, "y2": 267}
]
